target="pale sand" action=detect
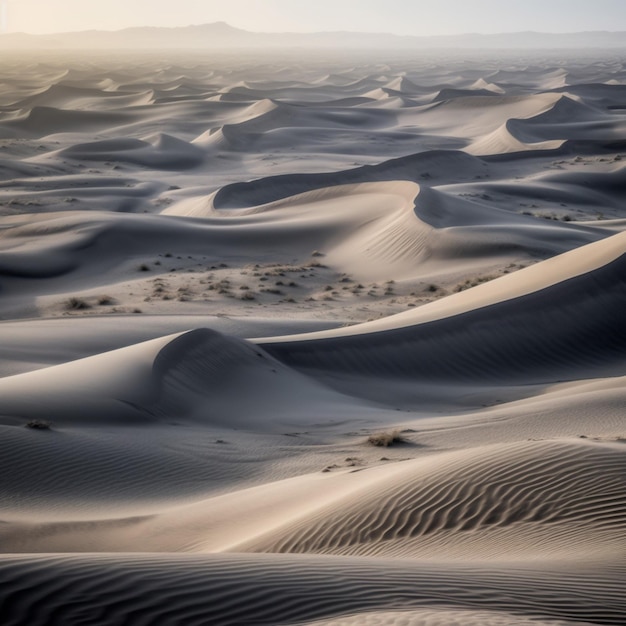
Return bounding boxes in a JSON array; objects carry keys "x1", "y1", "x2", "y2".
[{"x1": 0, "y1": 49, "x2": 624, "y2": 625}]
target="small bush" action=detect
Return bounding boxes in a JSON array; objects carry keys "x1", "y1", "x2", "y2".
[
  {"x1": 367, "y1": 430, "x2": 405, "y2": 447},
  {"x1": 138, "y1": 264, "x2": 150, "y2": 272},
  {"x1": 25, "y1": 419, "x2": 51, "y2": 430},
  {"x1": 66, "y1": 297, "x2": 90, "y2": 310},
  {"x1": 97, "y1": 295, "x2": 114, "y2": 305}
]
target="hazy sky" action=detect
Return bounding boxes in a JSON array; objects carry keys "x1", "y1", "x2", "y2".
[{"x1": 3, "y1": 0, "x2": 626, "y2": 35}]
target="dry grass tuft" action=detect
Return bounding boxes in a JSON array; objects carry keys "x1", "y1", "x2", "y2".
[
  {"x1": 367, "y1": 430, "x2": 405, "y2": 447},
  {"x1": 66, "y1": 297, "x2": 90, "y2": 310}
]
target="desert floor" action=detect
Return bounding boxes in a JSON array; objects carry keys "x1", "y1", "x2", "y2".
[{"x1": 0, "y1": 48, "x2": 624, "y2": 625}]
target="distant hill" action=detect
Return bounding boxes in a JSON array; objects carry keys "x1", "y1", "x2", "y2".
[{"x1": 0, "y1": 22, "x2": 624, "y2": 50}]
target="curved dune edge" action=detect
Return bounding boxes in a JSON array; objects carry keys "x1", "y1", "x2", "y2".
[
  {"x1": 0, "y1": 327, "x2": 370, "y2": 428},
  {"x1": 464, "y1": 94, "x2": 599, "y2": 155},
  {"x1": 466, "y1": 121, "x2": 565, "y2": 155}
]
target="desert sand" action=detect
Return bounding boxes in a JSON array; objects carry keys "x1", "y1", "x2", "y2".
[{"x1": 0, "y1": 47, "x2": 624, "y2": 625}]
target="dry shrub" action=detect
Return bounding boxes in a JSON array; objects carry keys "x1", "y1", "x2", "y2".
[
  {"x1": 25, "y1": 420, "x2": 52, "y2": 430},
  {"x1": 367, "y1": 430, "x2": 405, "y2": 447},
  {"x1": 66, "y1": 297, "x2": 90, "y2": 310}
]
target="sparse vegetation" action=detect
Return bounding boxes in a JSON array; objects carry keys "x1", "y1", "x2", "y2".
[
  {"x1": 97, "y1": 295, "x2": 114, "y2": 305},
  {"x1": 454, "y1": 275, "x2": 497, "y2": 292},
  {"x1": 367, "y1": 430, "x2": 405, "y2": 447}
]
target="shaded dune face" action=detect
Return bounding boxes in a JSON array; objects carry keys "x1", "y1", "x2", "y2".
[
  {"x1": 0, "y1": 328, "x2": 366, "y2": 429},
  {"x1": 0, "y1": 50, "x2": 625, "y2": 626},
  {"x1": 262, "y1": 245, "x2": 626, "y2": 393}
]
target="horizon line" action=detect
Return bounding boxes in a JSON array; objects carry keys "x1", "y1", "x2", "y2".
[{"x1": 2, "y1": 21, "x2": 626, "y2": 38}]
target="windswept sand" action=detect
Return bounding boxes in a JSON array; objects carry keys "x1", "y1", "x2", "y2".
[{"x1": 0, "y1": 49, "x2": 624, "y2": 625}]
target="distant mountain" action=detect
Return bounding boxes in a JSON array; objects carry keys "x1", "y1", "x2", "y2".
[{"x1": 0, "y1": 22, "x2": 624, "y2": 50}]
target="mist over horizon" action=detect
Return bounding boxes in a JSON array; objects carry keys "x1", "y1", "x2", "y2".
[
  {"x1": 0, "y1": 20, "x2": 625, "y2": 51},
  {"x1": 1, "y1": 0, "x2": 625, "y2": 38}
]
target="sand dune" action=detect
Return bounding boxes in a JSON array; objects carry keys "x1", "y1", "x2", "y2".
[
  {"x1": 237, "y1": 439, "x2": 626, "y2": 559},
  {"x1": 0, "y1": 49, "x2": 624, "y2": 625},
  {"x1": 53, "y1": 133, "x2": 206, "y2": 169},
  {"x1": 0, "y1": 328, "x2": 372, "y2": 428},
  {"x1": 257, "y1": 234, "x2": 626, "y2": 407},
  {"x1": 0, "y1": 554, "x2": 624, "y2": 626}
]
